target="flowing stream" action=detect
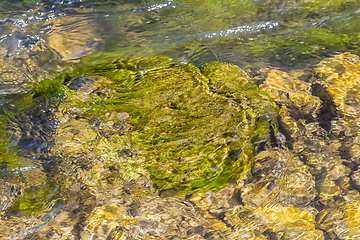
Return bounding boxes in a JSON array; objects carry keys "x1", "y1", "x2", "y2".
[{"x1": 1, "y1": 0, "x2": 360, "y2": 239}]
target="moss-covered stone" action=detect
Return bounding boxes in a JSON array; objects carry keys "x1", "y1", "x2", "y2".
[
  {"x1": 50, "y1": 57, "x2": 278, "y2": 196},
  {"x1": 11, "y1": 178, "x2": 59, "y2": 215}
]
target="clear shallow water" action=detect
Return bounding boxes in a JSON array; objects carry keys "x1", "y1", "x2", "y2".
[{"x1": 1, "y1": 0, "x2": 360, "y2": 239}]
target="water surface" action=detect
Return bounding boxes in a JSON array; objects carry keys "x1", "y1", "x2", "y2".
[{"x1": 1, "y1": 0, "x2": 360, "y2": 239}]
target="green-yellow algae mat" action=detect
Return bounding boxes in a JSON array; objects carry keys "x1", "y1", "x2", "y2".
[{"x1": 33, "y1": 56, "x2": 279, "y2": 196}]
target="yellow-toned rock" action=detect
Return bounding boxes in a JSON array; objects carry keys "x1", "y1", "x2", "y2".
[
  {"x1": 279, "y1": 229, "x2": 324, "y2": 240},
  {"x1": 50, "y1": 118, "x2": 98, "y2": 157},
  {"x1": 229, "y1": 229, "x2": 267, "y2": 239},
  {"x1": 241, "y1": 148, "x2": 316, "y2": 207},
  {"x1": 260, "y1": 69, "x2": 321, "y2": 118},
  {"x1": 0, "y1": 56, "x2": 49, "y2": 94},
  {"x1": 323, "y1": 162, "x2": 351, "y2": 190},
  {"x1": 211, "y1": 221, "x2": 231, "y2": 232},
  {"x1": 241, "y1": 149, "x2": 287, "y2": 207},
  {"x1": 273, "y1": 156, "x2": 316, "y2": 205},
  {"x1": 318, "y1": 179, "x2": 340, "y2": 204},
  {"x1": 312, "y1": 52, "x2": 360, "y2": 119},
  {"x1": 349, "y1": 135, "x2": 360, "y2": 164},
  {"x1": 317, "y1": 200, "x2": 360, "y2": 239},
  {"x1": 0, "y1": 217, "x2": 42, "y2": 239},
  {"x1": 189, "y1": 185, "x2": 242, "y2": 218},
  {"x1": 253, "y1": 204, "x2": 316, "y2": 232},
  {"x1": 351, "y1": 169, "x2": 360, "y2": 187},
  {"x1": 46, "y1": 16, "x2": 102, "y2": 61},
  {"x1": 292, "y1": 122, "x2": 343, "y2": 177},
  {"x1": 278, "y1": 105, "x2": 302, "y2": 137},
  {"x1": 325, "y1": 162, "x2": 351, "y2": 181},
  {"x1": 82, "y1": 205, "x2": 136, "y2": 240},
  {"x1": 226, "y1": 203, "x2": 319, "y2": 238}
]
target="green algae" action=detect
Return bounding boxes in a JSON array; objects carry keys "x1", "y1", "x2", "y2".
[
  {"x1": 53, "y1": 57, "x2": 278, "y2": 196},
  {"x1": 0, "y1": 115, "x2": 22, "y2": 175},
  {"x1": 11, "y1": 178, "x2": 58, "y2": 215}
]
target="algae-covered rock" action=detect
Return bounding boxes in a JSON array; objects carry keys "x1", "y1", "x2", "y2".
[{"x1": 48, "y1": 57, "x2": 278, "y2": 196}]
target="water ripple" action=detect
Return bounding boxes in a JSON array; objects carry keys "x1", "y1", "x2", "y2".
[
  {"x1": 147, "y1": 0, "x2": 177, "y2": 11},
  {"x1": 202, "y1": 21, "x2": 280, "y2": 38}
]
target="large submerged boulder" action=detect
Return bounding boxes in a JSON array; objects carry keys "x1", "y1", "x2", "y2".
[{"x1": 45, "y1": 57, "x2": 278, "y2": 196}]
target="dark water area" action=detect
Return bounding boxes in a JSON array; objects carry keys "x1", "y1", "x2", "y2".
[{"x1": 1, "y1": 0, "x2": 360, "y2": 239}]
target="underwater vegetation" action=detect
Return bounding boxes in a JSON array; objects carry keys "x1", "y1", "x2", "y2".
[{"x1": 32, "y1": 57, "x2": 278, "y2": 197}]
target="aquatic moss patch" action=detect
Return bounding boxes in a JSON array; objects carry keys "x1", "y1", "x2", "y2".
[
  {"x1": 0, "y1": 115, "x2": 24, "y2": 176},
  {"x1": 46, "y1": 57, "x2": 278, "y2": 196},
  {"x1": 11, "y1": 178, "x2": 59, "y2": 215}
]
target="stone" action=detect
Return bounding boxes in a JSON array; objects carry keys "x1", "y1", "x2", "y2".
[
  {"x1": 312, "y1": 52, "x2": 360, "y2": 119},
  {"x1": 260, "y1": 69, "x2": 321, "y2": 118},
  {"x1": 47, "y1": 57, "x2": 278, "y2": 196},
  {"x1": 317, "y1": 200, "x2": 360, "y2": 239},
  {"x1": 241, "y1": 148, "x2": 316, "y2": 207}
]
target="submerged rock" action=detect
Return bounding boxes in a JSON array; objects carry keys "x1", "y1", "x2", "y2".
[
  {"x1": 47, "y1": 57, "x2": 278, "y2": 196},
  {"x1": 251, "y1": 53, "x2": 360, "y2": 239},
  {"x1": 260, "y1": 69, "x2": 321, "y2": 119},
  {"x1": 317, "y1": 198, "x2": 360, "y2": 239},
  {"x1": 312, "y1": 53, "x2": 360, "y2": 119}
]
